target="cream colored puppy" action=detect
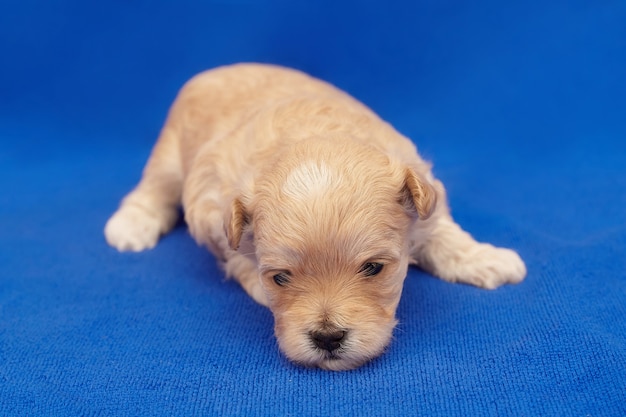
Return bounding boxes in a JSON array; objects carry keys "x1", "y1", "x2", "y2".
[{"x1": 105, "y1": 63, "x2": 526, "y2": 370}]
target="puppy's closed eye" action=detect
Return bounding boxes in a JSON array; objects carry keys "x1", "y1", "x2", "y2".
[
  {"x1": 273, "y1": 271, "x2": 291, "y2": 287},
  {"x1": 358, "y1": 262, "x2": 384, "y2": 277}
]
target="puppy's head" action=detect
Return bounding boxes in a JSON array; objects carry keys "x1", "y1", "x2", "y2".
[{"x1": 227, "y1": 139, "x2": 436, "y2": 370}]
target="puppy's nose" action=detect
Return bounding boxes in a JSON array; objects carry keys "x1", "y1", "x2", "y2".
[{"x1": 311, "y1": 330, "x2": 346, "y2": 352}]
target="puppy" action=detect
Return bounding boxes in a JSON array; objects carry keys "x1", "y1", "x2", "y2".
[{"x1": 105, "y1": 63, "x2": 526, "y2": 371}]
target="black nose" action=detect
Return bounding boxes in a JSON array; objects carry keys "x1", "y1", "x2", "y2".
[{"x1": 311, "y1": 330, "x2": 346, "y2": 352}]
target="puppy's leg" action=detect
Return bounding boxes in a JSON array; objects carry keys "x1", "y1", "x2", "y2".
[
  {"x1": 183, "y1": 165, "x2": 269, "y2": 307},
  {"x1": 105, "y1": 128, "x2": 182, "y2": 252},
  {"x1": 411, "y1": 186, "x2": 526, "y2": 288},
  {"x1": 223, "y1": 248, "x2": 269, "y2": 307},
  {"x1": 185, "y1": 200, "x2": 269, "y2": 306}
]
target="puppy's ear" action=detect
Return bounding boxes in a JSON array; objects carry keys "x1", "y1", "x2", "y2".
[
  {"x1": 224, "y1": 198, "x2": 249, "y2": 250},
  {"x1": 401, "y1": 168, "x2": 437, "y2": 220}
]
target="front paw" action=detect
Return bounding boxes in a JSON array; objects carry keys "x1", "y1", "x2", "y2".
[
  {"x1": 104, "y1": 204, "x2": 163, "y2": 252},
  {"x1": 460, "y1": 244, "x2": 527, "y2": 289}
]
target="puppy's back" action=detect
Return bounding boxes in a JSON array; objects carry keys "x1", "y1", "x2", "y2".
[{"x1": 164, "y1": 64, "x2": 352, "y2": 165}]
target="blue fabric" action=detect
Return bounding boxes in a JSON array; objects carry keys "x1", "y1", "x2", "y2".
[{"x1": 2, "y1": 1, "x2": 625, "y2": 415}]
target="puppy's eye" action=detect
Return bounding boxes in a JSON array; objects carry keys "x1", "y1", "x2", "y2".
[
  {"x1": 273, "y1": 272, "x2": 290, "y2": 287},
  {"x1": 359, "y1": 262, "x2": 384, "y2": 277}
]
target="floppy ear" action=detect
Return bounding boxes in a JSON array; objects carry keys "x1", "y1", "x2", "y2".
[
  {"x1": 224, "y1": 198, "x2": 249, "y2": 250},
  {"x1": 401, "y1": 168, "x2": 437, "y2": 220}
]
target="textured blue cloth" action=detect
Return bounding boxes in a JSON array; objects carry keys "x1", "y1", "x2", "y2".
[{"x1": 1, "y1": 1, "x2": 625, "y2": 415}]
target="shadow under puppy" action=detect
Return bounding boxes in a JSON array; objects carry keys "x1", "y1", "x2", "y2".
[{"x1": 105, "y1": 63, "x2": 526, "y2": 371}]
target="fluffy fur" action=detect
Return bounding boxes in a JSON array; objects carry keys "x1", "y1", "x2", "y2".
[{"x1": 105, "y1": 63, "x2": 526, "y2": 371}]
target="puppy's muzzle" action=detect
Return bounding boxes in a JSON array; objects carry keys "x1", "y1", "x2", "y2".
[{"x1": 310, "y1": 329, "x2": 347, "y2": 352}]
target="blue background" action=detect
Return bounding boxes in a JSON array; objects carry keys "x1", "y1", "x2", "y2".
[{"x1": 2, "y1": 0, "x2": 625, "y2": 415}]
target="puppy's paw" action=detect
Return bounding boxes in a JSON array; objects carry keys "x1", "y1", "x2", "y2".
[
  {"x1": 457, "y1": 244, "x2": 526, "y2": 289},
  {"x1": 104, "y1": 204, "x2": 166, "y2": 252},
  {"x1": 247, "y1": 280, "x2": 269, "y2": 307},
  {"x1": 223, "y1": 255, "x2": 269, "y2": 307}
]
